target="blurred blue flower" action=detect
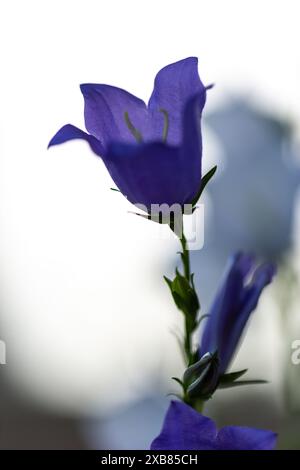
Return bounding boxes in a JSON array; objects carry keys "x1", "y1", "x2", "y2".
[
  {"x1": 205, "y1": 100, "x2": 300, "y2": 261},
  {"x1": 48, "y1": 58, "x2": 209, "y2": 211},
  {"x1": 151, "y1": 401, "x2": 277, "y2": 450},
  {"x1": 200, "y1": 253, "x2": 276, "y2": 375},
  {"x1": 191, "y1": 101, "x2": 300, "y2": 313}
]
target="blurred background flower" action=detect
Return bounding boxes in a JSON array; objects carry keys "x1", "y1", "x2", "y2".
[{"x1": 0, "y1": 0, "x2": 300, "y2": 450}]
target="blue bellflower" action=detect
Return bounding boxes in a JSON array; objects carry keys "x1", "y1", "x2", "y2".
[
  {"x1": 48, "y1": 58, "x2": 209, "y2": 211},
  {"x1": 183, "y1": 253, "x2": 276, "y2": 400},
  {"x1": 151, "y1": 401, "x2": 277, "y2": 450},
  {"x1": 200, "y1": 253, "x2": 276, "y2": 376},
  {"x1": 205, "y1": 100, "x2": 300, "y2": 261}
]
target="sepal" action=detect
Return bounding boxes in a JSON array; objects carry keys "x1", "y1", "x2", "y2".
[
  {"x1": 219, "y1": 369, "x2": 248, "y2": 384},
  {"x1": 218, "y1": 379, "x2": 268, "y2": 389},
  {"x1": 190, "y1": 165, "x2": 217, "y2": 207},
  {"x1": 218, "y1": 369, "x2": 268, "y2": 389},
  {"x1": 164, "y1": 271, "x2": 199, "y2": 317}
]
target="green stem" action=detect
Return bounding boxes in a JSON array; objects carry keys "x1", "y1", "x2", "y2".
[
  {"x1": 194, "y1": 399, "x2": 205, "y2": 413},
  {"x1": 179, "y1": 231, "x2": 195, "y2": 365},
  {"x1": 184, "y1": 317, "x2": 192, "y2": 365},
  {"x1": 183, "y1": 392, "x2": 206, "y2": 413},
  {"x1": 168, "y1": 224, "x2": 204, "y2": 407},
  {"x1": 180, "y1": 232, "x2": 191, "y2": 282}
]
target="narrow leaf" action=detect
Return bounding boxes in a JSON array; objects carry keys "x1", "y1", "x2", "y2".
[
  {"x1": 163, "y1": 276, "x2": 173, "y2": 290},
  {"x1": 219, "y1": 369, "x2": 248, "y2": 384},
  {"x1": 171, "y1": 377, "x2": 184, "y2": 388},
  {"x1": 191, "y1": 165, "x2": 217, "y2": 207},
  {"x1": 218, "y1": 379, "x2": 268, "y2": 389}
]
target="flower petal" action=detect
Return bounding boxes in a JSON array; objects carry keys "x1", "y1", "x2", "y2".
[
  {"x1": 200, "y1": 253, "x2": 255, "y2": 372},
  {"x1": 150, "y1": 401, "x2": 277, "y2": 450},
  {"x1": 150, "y1": 401, "x2": 217, "y2": 450},
  {"x1": 180, "y1": 91, "x2": 207, "y2": 203},
  {"x1": 80, "y1": 84, "x2": 151, "y2": 150},
  {"x1": 104, "y1": 141, "x2": 191, "y2": 211},
  {"x1": 48, "y1": 124, "x2": 104, "y2": 156},
  {"x1": 148, "y1": 57, "x2": 205, "y2": 145},
  {"x1": 217, "y1": 426, "x2": 277, "y2": 450},
  {"x1": 220, "y1": 262, "x2": 276, "y2": 368},
  {"x1": 220, "y1": 261, "x2": 275, "y2": 372}
]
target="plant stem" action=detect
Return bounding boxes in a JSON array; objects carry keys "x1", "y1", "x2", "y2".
[
  {"x1": 184, "y1": 317, "x2": 192, "y2": 365},
  {"x1": 179, "y1": 231, "x2": 197, "y2": 366},
  {"x1": 168, "y1": 224, "x2": 204, "y2": 407},
  {"x1": 180, "y1": 232, "x2": 191, "y2": 281},
  {"x1": 194, "y1": 399, "x2": 205, "y2": 413}
]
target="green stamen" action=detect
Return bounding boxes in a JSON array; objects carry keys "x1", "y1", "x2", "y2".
[
  {"x1": 124, "y1": 111, "x2": 143, "y2": 143},
  {"x1": 159, "y1": 108, "x2": 169, "y2": 142}
]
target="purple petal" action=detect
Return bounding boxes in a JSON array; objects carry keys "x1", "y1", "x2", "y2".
[
  {"x1": 217, "y1": 426, "x2": 277, "y2": 450},
  {"x1": 200, "y1": 254, "x2": 276, "y2": 374},
  {"x1": 48, "y1": 124, "x2": 104, "y2": 157},
  {"x1": 150, "y1": 401, "x2": 217, "y2": 450},
  {"x1": 200, "y1": 253, "x2": 255, "y2": 372},
  {"x1": 104, "y1": 90, "x2": 207, "y2": 210},
  {"x1": 219, "y1": 261, "x2": 276, "y2": 372},
  {"x1": 150, "y1": 401, "x2": 277, "y2": 450},
  {"x1": 80, "y1": 84, "x2": 151, "y2": 150},
  {"x1": 148, "y1": 57, "x2": 205, "y2": 145},
  {"x1": 104, "y1": 141, "x2": 189, "y2": 210},
  {"x1": 180, "y1": 91, "x2": 207, "y2": 203}
]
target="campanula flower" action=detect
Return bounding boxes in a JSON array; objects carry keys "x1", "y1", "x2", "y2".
[
  {"x1": 150, "y1": 401, "x2": 277, "y2": 450},
  {"x1": 205, "y1": 100, "x2": 300, "y2": 260},
  {"x1": 191, "y1": 101, "x2": 300, "y2": 315},
  {"x1": 48, "y1": 58, "x2": 210, "y2": 211},
  {"x1": 200, "y1": 253, "x2": 276, "y2": 375}
]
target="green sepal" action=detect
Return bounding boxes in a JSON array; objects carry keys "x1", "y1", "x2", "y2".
[
  {"x1": 219, "y1": 369, "x2": 248, "y2": 384},
  {"x1": 164, "y1": 271, "x2": 199, "y2": 317},
  {"x1": 171, "y1": 377, "x2": 185, "y2": 389},
  {"x1": 163, "y1": 276, "x2": 173, "y2": 290},
  {"x1": 190, "y1": 165, "x2": 217, "y2": 207},
  {"x1": 129, "y1": 211, "x2": 184, "y2": 234},
  {"x1": 218, "y1": 379, "x2": 268, "y2": 389},
  {"x1": 129, "y1": 211, "x2": 166, "y2": 224}
]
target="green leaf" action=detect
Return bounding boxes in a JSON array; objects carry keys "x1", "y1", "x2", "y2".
[
  {"x1": 172, "y1": 291, "x2": 187, "y2": 312},
  {"x1": 191, "y1": 165, "x2": 217, "y2": 207},
  {"x1": 129, "y1": 210, "x2": 183, "y2": 228},
  {"x1": 110, "y1": 187, "x2": 121, "y2": 192},
  {"x1": 164, "y1": 271, "x2": 199, "y2": 316},
  {"x1": 164, "y1": 276, "x2": 182, "y2": 310},
  {"x1": 219, "y1": 369, "x2": 248, "y2": 384},
  {"x1": 163, "y1": 276, "x2": 173, "y2": 289},
  {"x1": 171, "y1": 377, "x2": 185, "y2": 388},
  {"x1": 218, "y1": 379, "x2": 268, "y2": 389}
]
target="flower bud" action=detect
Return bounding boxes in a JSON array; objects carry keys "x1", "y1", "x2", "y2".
[{"x1": 184, "y1": 351, "x2": 219, "y2": 399}]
